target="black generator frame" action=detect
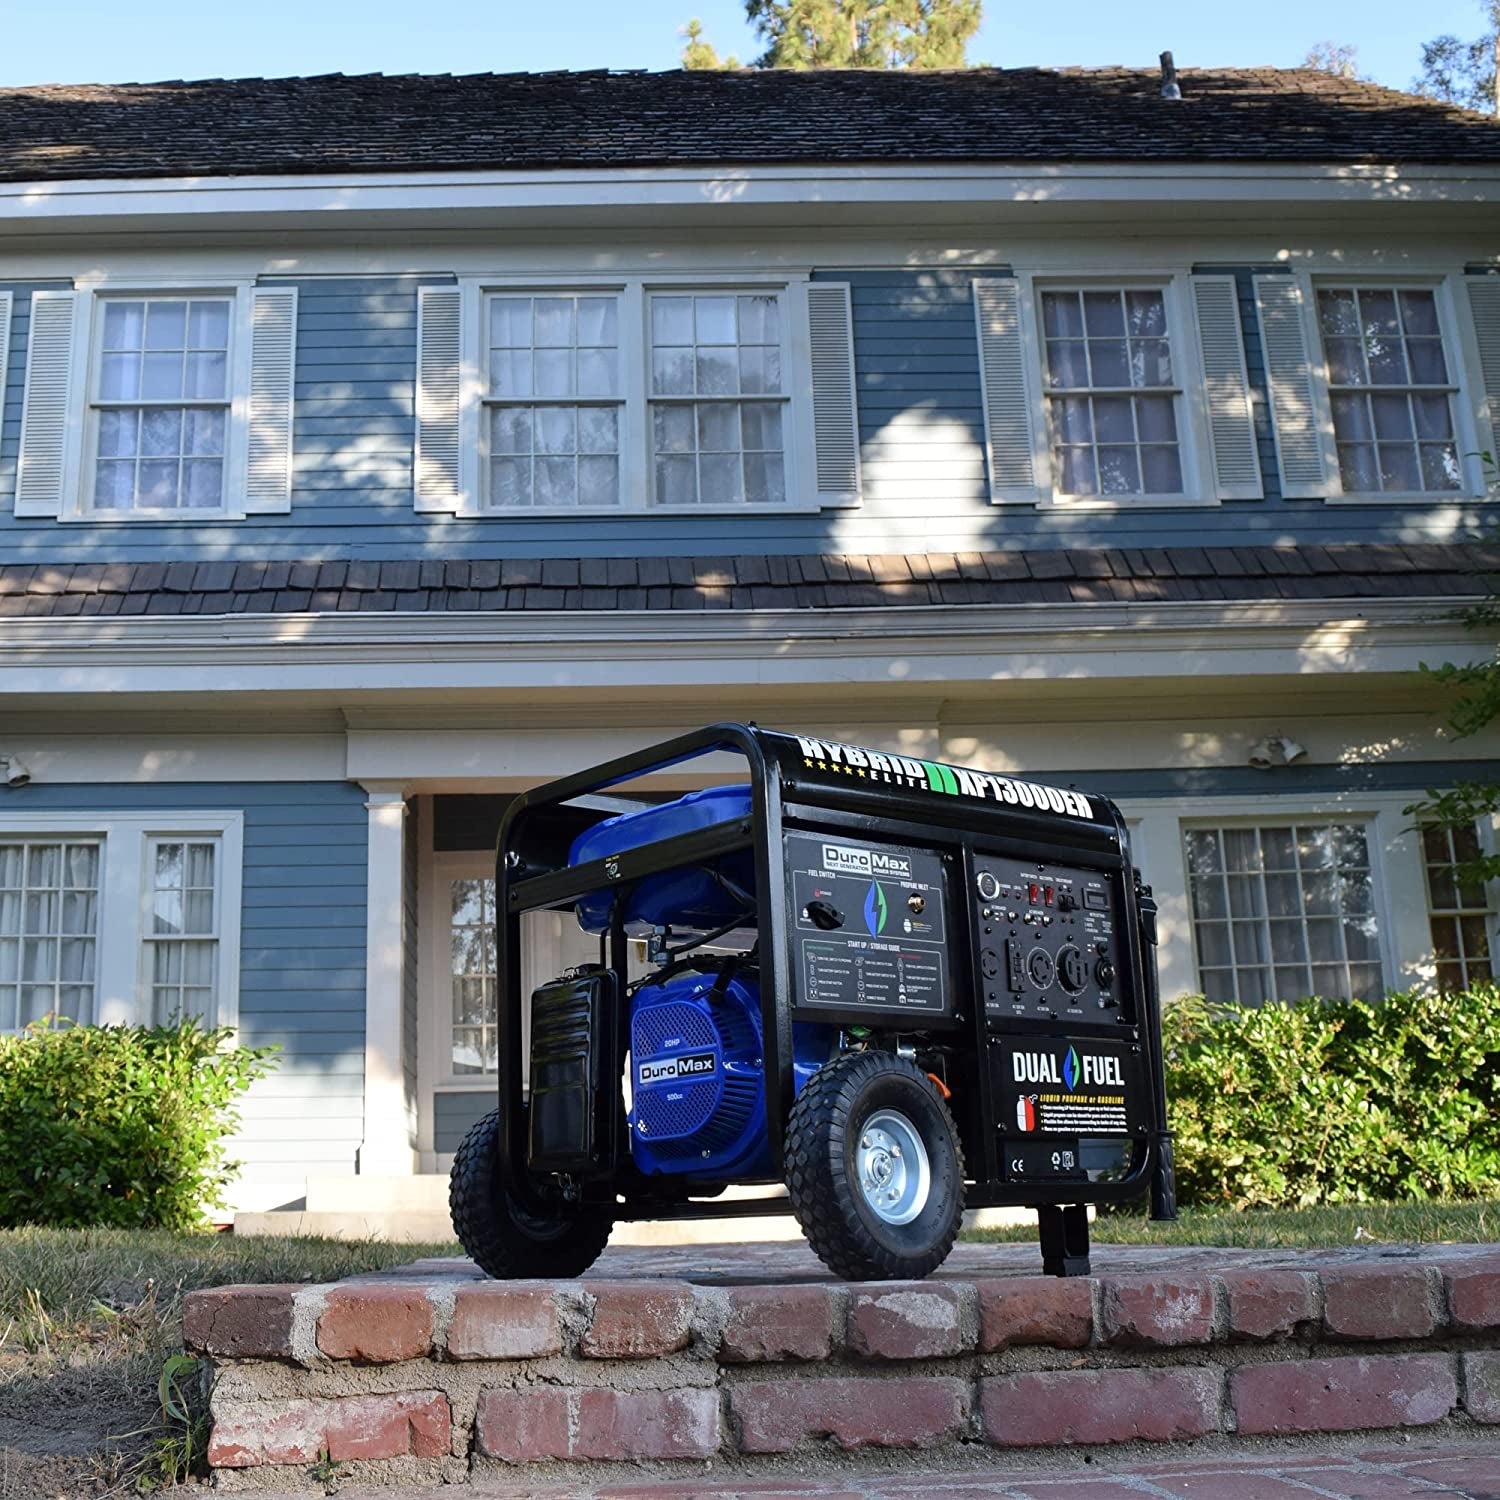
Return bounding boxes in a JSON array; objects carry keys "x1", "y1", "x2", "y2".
[{"x1": 494, "y1": 721, "x2": 1176, "y2": 1260}]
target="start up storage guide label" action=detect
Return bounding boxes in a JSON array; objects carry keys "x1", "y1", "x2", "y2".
[{"x1": 786, "y1": 831, "x2": 951, "y2": 1017}]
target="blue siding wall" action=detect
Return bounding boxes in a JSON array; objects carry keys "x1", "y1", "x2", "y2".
[
  {"x1": 0, "y1": 266, "x2": 1486, "y2": 562},
  {"x1": 0, "y1": 780, "x2": 367, "y2": 1200},
  {"x1": 433, "y1": 1089, "x2": 490, "y2": 1156}
]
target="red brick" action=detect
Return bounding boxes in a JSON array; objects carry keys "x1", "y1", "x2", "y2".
[
  {"x1": 574, "y1": 1388, "x2": 721, "y2": 1459},
  {"x1": 208, "y1": 1392, "x2": 450, "y2": 1468},
  {"x1": 183, "y1": 1285, "x2": 296, "y2": 1358},
  {"x1": 1447, "y1": 1259, "x2": 1500, "y2": 1332},
  {"x1": 980, "y1": 1367, "x2": 1220, "y2": 1447},
  {"x1": 316, "y1": 1283, "x2": 434, "y2": 1362},
  {"x1": 720, "y1": 1284, "x2": 837, "y2": 1363},
  {"x1": 476, "y1": 1387, "x2": 719, "y2": 1461},
  {"x1": 581, "y1": 1281, "x2": 694, "y2": 1358},
  {"x1": 447, "y1": 1283, "x2": 562, "y2": 1359},
  {"x1": 1321, "y1": 1267, "x2": 1438, "y2": 1341},
  {"x1": 1098, "y1": 1275, "x2": 1214, "y2": 1348},
  {"x1": 1466, "y1": 1351, "x2": 1500, "y2": 1423},
  {"x1": 977, "y1": 1276, "x2": 1092, "y2": 1350},
  {"x1": 1231, "y1": 1354, "x2": 1456, "y2": 1436},
  {"x1": 847, "y1": 1283, "x2": 969, "y2": 1360},
  {"x1": 474, "y1": 1388, "x2": 569, "y2": 1463},
  {"x1": 1219, "y1": 1269, "x2": 1317, "y2": 1342},
  {"x1": 326, "y1": 1392, "x2": 450, "y2": 1462},
  {"x1": 730, "y1": 1376, "x2": 966, "y2": 1453}
]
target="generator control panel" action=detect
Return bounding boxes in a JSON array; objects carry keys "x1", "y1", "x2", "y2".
[
  {"x1": 971, "y1": 854, "x2": 1132, "y2": 1029},
  {"x1": 786, "y1": 830, "x2": 954, "y2": 1022}
]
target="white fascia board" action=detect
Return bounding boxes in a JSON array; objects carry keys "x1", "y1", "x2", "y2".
[
  {"x1": 0, "y1": 599, "x2": 1474, "y2": 697},
  {"x1": 4, "y1": 161, "x2": 1500, "y2": 228}
]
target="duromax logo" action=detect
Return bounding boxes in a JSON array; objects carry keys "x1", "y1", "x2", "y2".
[
  {"x1": 864, "y1": 881, "x2": 888, "y2": 936},
  {"x1": 1062, "y1": 1046, "x2": 1080, "y2": 1091}
]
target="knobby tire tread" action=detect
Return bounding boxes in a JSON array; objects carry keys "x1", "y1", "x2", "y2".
[
  {"x1": 784, "y1": 1051, "x2": 965, "y2": 1281},
  {"x1": 449, "y1": 1110, "x2": 612, "y2": 1279}
]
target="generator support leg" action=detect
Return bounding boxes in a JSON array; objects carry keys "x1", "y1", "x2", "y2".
[{"x1": 1037, "y1": 1203, "x2": 1091, "y2": 1278}]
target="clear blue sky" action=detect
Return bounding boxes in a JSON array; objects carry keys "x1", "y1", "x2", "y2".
[{"x1": 0, "y1": 0, "x2": 1480, "y2": 92}]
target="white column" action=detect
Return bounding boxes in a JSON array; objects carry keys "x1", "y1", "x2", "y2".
[
  {"x1": 359, "y1": 781, "x2": 415, "y2": 1176},
  {"x1": 1127, "y1": 807, "x2": 1196, "y2": 1004}
]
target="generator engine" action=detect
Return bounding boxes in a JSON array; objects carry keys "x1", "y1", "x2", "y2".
[{"x1": 628, "y1": 969, "x2": 829, "y2": 1177}]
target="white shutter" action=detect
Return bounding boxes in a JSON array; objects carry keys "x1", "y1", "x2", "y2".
[
  {"x1": 1253, "y1": 275, "x2": 1332, "y2": 499},
  {"x1": 973, "y1": 279, "x2": 1041, "y2": 503},
  {"x1": 15, "y1": 290, "x2": 79, "y2": 518},
  {"x1": 0, "y1": 293, "x2": 12, "y2": 429},
  {"x1": 1465, "y1": 278, "x2": 1500, "y2": 482},
  {"x1": 244, "y1": 286, "x2": 297, "y2": 514},
  {"x1": 415, "y1": 285, "x2": 464, "y2": 513},
  {"x1": 1190, "y1": 275, "x2": 1262, "y2": 500},
  {"x1": 805, "y1": 282, "x2": 861, "y2": 506}
]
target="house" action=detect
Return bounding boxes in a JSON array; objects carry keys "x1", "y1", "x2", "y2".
[{"x1": 0, "y1": 64, "x2": 1498, "y2": 1229}]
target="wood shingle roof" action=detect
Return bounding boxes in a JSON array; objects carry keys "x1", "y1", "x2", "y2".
[{"x1": 2, "y1": 67, "x2": 1499, "y2": 184}]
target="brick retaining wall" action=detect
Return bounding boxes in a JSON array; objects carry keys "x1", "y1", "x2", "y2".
[{"x1": 183, "y1": 1245, "x2": 1500, "y2": 1489}]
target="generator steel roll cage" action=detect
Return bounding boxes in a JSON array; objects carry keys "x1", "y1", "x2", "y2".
[{"x1": 494, "y1": 721, "x2": 1176, "y2": 1233}]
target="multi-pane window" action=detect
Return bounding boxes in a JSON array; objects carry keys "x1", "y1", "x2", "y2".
[
  {"x1": 144, "y1": 839, "x2": 219, "y2": 1024},
  {"x1": 1185, "y1": 823, "x2": 1382, "y2": 1006},
  {"x1": 92, "y1": 298, "x2": 231, "y2": 512},
  {"x1": 1422, "y1": 822, "x2": 1495, "y2": 991},
  {"x1": 450, "y1": 878, "x2": 498, "y2": 1075},
  {"x1": 486, "y1": 294, "x2": 622, "y2": 509},
  {"x1": 649, "y1": 293, "x2": 788, "y2": 506},
  {"x1": 1315, "y1": 287, "x2": 1460, "y2": 495},
  {"x1": 0, "y1": 841, "x2": 99, "y2": 1029},
  {"x1": 1041, "y1": 288, "x2": 1183, "y2": 499}
]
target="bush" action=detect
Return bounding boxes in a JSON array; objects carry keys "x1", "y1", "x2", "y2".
[
  {"x1": 1163, "y1": 984, "x2": 1500, "y2": 1210},
  {"x1": 0, "y1": 1019, "x2": 276, "y2": 1230}
]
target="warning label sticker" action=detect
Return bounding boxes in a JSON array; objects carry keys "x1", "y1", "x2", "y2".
[{"x1": 994, "y1": 1038, "x2": 1147, "y2": 1138}]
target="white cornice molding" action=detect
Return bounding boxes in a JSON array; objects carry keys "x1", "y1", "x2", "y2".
[
  {"x1": 0, "y1": 598, "x2": 1476, "y2": 696},
  {"x1": 4, "y1": 160, "x2": 1500, "y2": 228}
]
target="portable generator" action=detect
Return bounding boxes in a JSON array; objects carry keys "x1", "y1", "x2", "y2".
[{"x1": 450, "y1": 724, "x2": 1175, "y2": 1282}]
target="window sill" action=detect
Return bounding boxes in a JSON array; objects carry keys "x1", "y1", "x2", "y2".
[
  {"x1": 63, "y1": 508, "x2": 244, "y2": 524},
  {"x1": 1026, "y1": 494, "x2": 1222, "y2": 512},
  {"x1": 1321, "y1": 490, "x2": 1488, "y2": 506},
  {"x1": 454, "y1": 501, "x2": 842, "y2": 519}
]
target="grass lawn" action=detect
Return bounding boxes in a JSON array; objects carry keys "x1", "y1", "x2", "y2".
[
  {"x1": 962, "y1": 1198, "x2": 1500, "y2": 1249},
  {"x1": 0, "y1": 1228, "x2": 460, "y2": 1496}
]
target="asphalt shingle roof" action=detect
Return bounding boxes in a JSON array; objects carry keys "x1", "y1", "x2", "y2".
[
  {"x1": 1, "y1": 67, "x2": 1499, "y2": 184},
  {"x1": 0, "y1": 545, "x2": 1487, "y2": 618}
]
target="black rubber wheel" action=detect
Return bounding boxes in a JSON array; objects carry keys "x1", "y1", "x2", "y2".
[
  {"x1": 449, "y1": 1110, "x2": 613, "y2": 1279},
  {"x1": 784, "y1": 1051, "x2": 965, "y2": 1281}
]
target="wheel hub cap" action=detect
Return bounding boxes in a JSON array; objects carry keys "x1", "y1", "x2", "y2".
[{"x1": 856, "y1": 1108, "x2": 930, "y2": 1226}]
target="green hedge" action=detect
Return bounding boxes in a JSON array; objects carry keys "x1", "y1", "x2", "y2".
[
  {"x1": 0, "y1": 1019, "x2": 276, "y2": 1230},
  {"x1": 1163, "y1": 985, "x2": 1500, "y2": 1209}
]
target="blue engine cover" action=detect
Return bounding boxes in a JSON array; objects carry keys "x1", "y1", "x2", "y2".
[
  {"x1": 569, "y1": 785, "x2": 754, "y2": 934},
  {"x1": 629, "y1": 970, "x2": 831, "y2": 1178}
]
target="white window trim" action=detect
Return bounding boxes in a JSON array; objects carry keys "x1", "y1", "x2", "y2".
[
  {"x1": 1017, "y1": 268, "x2": 1217, "y2": 512},
  {"x1": 1418, "y1": 813, "x2": 1500, "y2": 989},
  {"x1": 1293, "y1": 268, "x2": 1490, "y2": 506},
  {"x1": 455, "y1": 271, "x2": 819, "y2": 517},
  {"x1": 59, "y1": 276, "x2": 257, "y2": 523},
  {"x1": 140, "y1": 834, "x2": 226, "y2": 1028},
  {"x1": 0, "y1": 811, "x2": 242, "y2": 1029},
  {"x1": 1118, "y1": 792, "x2": 1435, "y2": 1003},
  {"x1": 421, "y1": 848, "x2": 606, "y2": 1093}
]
